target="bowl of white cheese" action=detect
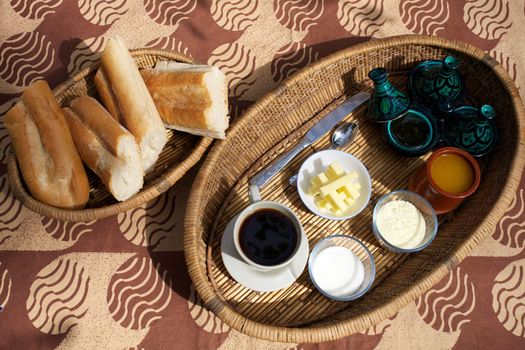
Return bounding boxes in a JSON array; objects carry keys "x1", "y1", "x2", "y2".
[
  {"x1": 372, "y1": 190, "x2": 438, "y2": 253},
  {"x1": 308, "y1": 235, "x2": 375, "y2": 301}
]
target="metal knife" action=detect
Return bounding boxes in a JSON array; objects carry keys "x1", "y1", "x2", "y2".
[{"x1": 249, "y1": 91, "x2": 370, "y2": 189}]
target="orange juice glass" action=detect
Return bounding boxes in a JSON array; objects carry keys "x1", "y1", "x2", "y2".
[{"x1": 408, "y1": 147, "x2": 481, "y2": 214}]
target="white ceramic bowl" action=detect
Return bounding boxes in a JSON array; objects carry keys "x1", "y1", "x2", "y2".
[{"x1": 297, "y1": 150, "x2": 372, "y2": 220}]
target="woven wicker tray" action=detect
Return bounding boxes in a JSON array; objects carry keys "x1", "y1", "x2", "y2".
[
  {"x1": 7, "y1": 49, "x2": 212, "y2": 221},
  {"x1": 184, "y1": 35, "x2": 525, "y2": 343}
]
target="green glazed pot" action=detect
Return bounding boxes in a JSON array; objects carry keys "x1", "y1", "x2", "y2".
[
  {"x1": 384, "y1": 105, "x2": 438, "y2": 157},
  {"x1": 409, "y1": 55, "x2": 464, "y2": 113},
  {"x1": 368, "y1": 67, "x2": 410, "y2": 123},
  {"x1": 442, "y1": 104, "x2": 497, "y2": 157}
]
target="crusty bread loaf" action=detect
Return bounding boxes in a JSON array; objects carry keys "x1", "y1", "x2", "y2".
[
  {"x1": 94, "y1": 36, "x2": 167, "y2": 172},
  {"x1": 140, "y1": 61, "x2": 229, "y2": 139},
  {"x1": 63, "y1": 96, "x2": 144, "y2": 201},
  {"x1": 4, "y1": 80, "x2": 90, "y2": 209}
]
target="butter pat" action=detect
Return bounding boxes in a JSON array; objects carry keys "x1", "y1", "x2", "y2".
[
  {"x1": 326, "y1": 191, "x2": 348, "y2": 211},
  {"x1": 319, "y1": 173, "x2": 354, "y2": 197},
  {"x1": 309, "y1": 173, "x2": 330, "y2": 196},
  {"x1": 344, "y1": 197, "x2": 356, "y2": 206},
  {"x1": 327, "y1": 162, "x2": 345, "y2": 179},
  {"x1": 315, "y1": 197, "x2": 333, "y2": 211},
  {"x1": 341, "y1": 182, "x2": 361, "y2": 200},
  {"x1": 312, "y1": 173, "x2": 329, "y2": 187},
  {"x1": 306, "y1": 161, "x2": 362, "y2": 215}
]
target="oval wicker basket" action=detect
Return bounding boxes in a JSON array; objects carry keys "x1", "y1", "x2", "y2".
[
  {"x1": 184, "y1": 35, "x2": 525, "y2": 343},
  {"x1": 7, "y1": 49, "x2": 212, "y2": 222}
]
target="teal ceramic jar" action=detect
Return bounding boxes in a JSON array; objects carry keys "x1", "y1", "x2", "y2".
[
  {"x1": 384, "y1": 105, "x2": 438, "y2": 157},
  {"x1": 409, "y1": 55, "x2": 464, "y2": 113},
  {"x1": 368, "y1": 67, "x2": 410, "y2": 123},
  {"x1": 442, "y1": 104, "x2": 497, "y2": 157}
]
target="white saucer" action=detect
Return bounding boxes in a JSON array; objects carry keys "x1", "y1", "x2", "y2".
[{"x1": 221, "y1": 215, "x2": 309, "y2": 292}]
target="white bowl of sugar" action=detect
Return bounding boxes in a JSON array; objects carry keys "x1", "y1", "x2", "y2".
[{"x1": 308, "y1": 235, "x2": 375, "y2": 301}]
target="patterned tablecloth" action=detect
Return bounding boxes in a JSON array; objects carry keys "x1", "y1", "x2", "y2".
[{"x1": 1, "y1": 0, "x2": 525, "y2": 349}]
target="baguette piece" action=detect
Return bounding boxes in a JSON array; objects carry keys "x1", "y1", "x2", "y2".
[
  {"x1": 4, "y1": 80, "x2": 90, "y2": 209},
  {"x1": 140, "y1": 61, "x2": 229, "y2": 139},
  {"x1": 94, "y1": 36, "x2": 167, "y2": 172},
  {"x1": 63, "y1": 96, "x2": 144, "y2": 201}
]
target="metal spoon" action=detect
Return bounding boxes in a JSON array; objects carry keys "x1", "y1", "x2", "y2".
[{"x1": 289, "y1": 122, "x2": 358, "y2": 186}]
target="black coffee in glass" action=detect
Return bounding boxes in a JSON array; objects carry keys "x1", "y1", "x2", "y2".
[{"x1": 239, "y1": 209, "x2": 298, "y2": 266}]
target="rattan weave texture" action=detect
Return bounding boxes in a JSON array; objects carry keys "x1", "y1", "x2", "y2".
[{"x1": 184, "y1": 35, "x2": 525, "y2": 343}]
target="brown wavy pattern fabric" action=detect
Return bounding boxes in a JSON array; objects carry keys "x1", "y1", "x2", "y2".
[{"x1": 0, "y1": 0, "x2": 524, "y2": 348}]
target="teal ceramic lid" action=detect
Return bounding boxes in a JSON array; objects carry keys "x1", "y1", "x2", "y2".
[
  {"x1": 409, "y1": 55, "x2": 464, "y2": 113},
  {"x1": 368, "y1": 67, "x2": 410, "y2": 123},
  {"x1": 442, "y1": 104, "x2": 497, "y2": 157},
  {"x1": 384, "y1": 106, "x2": 438, "y2": 157}
]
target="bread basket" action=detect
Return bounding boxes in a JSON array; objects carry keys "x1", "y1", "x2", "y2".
[
  {"x1": 7, "y1": 49, "x2": 212, "y2": 221},
  {"x1": 184, "y1": 35, "x2": 525, "y2": 343}
]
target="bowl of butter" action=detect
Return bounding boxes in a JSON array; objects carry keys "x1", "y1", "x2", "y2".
[{"x1": 297, "y1": 150, "x2": 372, "y2": 220}]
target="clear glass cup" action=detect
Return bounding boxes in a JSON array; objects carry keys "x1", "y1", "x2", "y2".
[
  {"x1": 308, "y1": 235, "x2": 375, "y2": 301},
  {"x1": 372, "y1": 190, "x2": 438, "y2": 253}
]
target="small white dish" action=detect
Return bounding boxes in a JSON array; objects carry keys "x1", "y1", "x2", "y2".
[
  {"x1": 372, "y1": 190, "x2": 438, "y2": 253},
  {"x1": 297, "y1": 150, "x2": 372, "y2": 220},
  {"x1": 221, "y1": 215, "x2": 309, "y2": 292},
  {"x1": 308, "y1": 235, "x2": 375, "y2": 301}
]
